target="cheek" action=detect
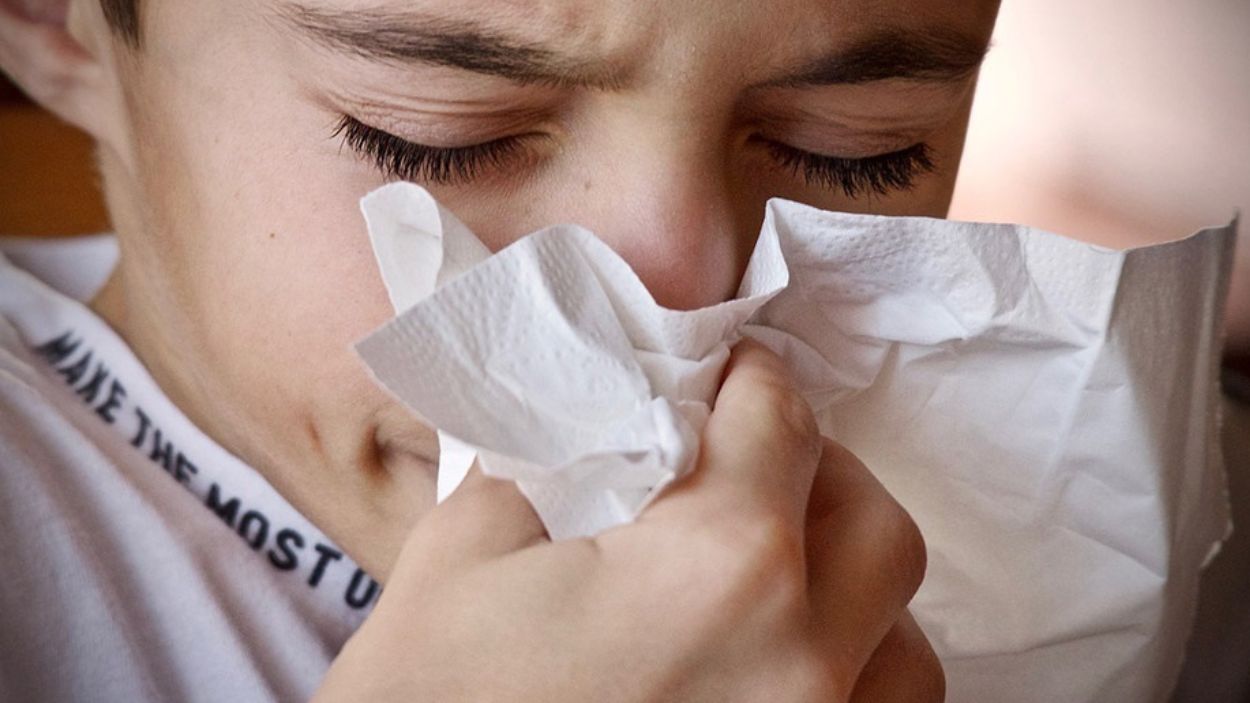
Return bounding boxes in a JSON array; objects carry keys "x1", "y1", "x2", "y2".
[
  {"x1": 187, "y1": 165, "x2": 395, "y2": 409},
  {"x1": 129, "y1": 62, "x2": 399, "y2": 436}
]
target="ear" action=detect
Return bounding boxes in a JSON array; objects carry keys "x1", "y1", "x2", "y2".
[{"x1": 0, "y1": 0, "x2": 126, "y2": 146}]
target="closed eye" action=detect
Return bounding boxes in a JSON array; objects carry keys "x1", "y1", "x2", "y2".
[
  {"x1": 758, "y1": 139, "x2": 936, "y2": 198},
  {"x1": 333, "y1": 115, "x2": 531, "y2": 185},
  {"x1": 335, "y1": 113, "x2": 936, "y2": 198}
]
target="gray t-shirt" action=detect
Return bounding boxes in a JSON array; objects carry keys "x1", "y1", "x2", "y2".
[{"x1": 0, "y1": 236, "x2": 377, "y2": 702}]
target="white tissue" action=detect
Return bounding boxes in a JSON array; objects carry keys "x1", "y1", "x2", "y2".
[{"x1": 355, "y1": 182, "x2": 1235, "y2": 703}]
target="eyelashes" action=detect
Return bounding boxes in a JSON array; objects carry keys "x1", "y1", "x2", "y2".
[
  {"x1": 763, "y1": 141, "x2": 935, "y2": 198},
  {"x1": 335, "y1": 114, "x2": 935, "y2": 198},
  {"x1": 333, "y1": 115, "x2": 527, "y2": 185}
]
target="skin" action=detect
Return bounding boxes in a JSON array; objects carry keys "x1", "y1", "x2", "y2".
[{"x1": 1, "y1": 0, "x2": 998, "y2": 698}]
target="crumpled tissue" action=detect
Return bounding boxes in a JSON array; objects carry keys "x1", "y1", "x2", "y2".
[{"x1": 354, "y1": 182, "x2": 1235, "y2": 703}]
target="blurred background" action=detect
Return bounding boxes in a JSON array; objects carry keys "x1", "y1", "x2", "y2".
[
  {"x1": 949, "y1": 0, "x2": 1250, "y2": 363},
  {"x1": 0, "y1": 72, "x2": 108, "y2": 236},
  {"x1": 948, "y1": 5, "x2": 1250, "y2": 701}
]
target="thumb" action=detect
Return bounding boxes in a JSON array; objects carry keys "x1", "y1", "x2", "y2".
[
  {"x1": 644, "y1": 338, "x2": 821, "y2": 534},
  {"x1": 399, "y1": 463, "x2": 550, "y2": 574}
]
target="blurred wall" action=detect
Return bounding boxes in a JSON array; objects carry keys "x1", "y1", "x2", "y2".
[
  {"x1": 950, "y1": 0, "x2": 1250, "y2": 355},
  {"x1": 0, "y1": 73, "x2": 109, "y2": 236}
]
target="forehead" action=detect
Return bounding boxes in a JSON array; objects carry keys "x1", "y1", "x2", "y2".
[
  {"x1": 304, "y1": 0, "x2": 1000, "y2": 29},
  {"x1": 270, "y1": 0, "x2": 1000, "y2": 72}
]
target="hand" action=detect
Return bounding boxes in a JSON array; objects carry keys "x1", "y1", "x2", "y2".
[{"x1": 314, "y1": 341, "x2": 942, "y2": 702}]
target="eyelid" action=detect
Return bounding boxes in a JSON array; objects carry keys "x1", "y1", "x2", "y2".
[
  {"x1": 334, "y1": 113, "x2": 936, "y2": 197},
  {"x1": 753, "y1": 135, "x2": 923, "y2": 162},
  {"x1": 758, "y1": 138, "x2": 936, "y2": 198},
  {"x1": 745, "y1": 120, "x2": 927, "y2": 161},
  {"x1": 330, "y1": 91, "x2": 560, "y2": 145},
  {"x1": 335, "y1": 113, "x2": 526, "y2": 150},
  {"x1": 334, "y1": 114, "x2": 535, "y2": 184},
  {"x1": 743, "y1": 84, "x2": 971, "y2": 139}
]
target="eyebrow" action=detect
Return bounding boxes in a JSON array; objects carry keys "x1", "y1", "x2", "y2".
[
  {"x1": 277, "y1": 4, "x2": 628, "y2": 89},
  {"x1": 279, "y1": 4, "x2": 988, "y2": 90},
  {"x1": 765, "y1": 27, "x2": 991, "y2": 88}
]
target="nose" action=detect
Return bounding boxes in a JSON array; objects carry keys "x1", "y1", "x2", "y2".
[{"x1": 566, "y1": 136, "x2": 761, "y2": 311}]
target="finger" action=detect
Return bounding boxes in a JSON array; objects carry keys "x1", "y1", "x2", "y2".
[
  {"x1": 645, "y1": 339, "x2": 822, "y2": 533},
  {"x1": 848, "y1": 611, "x2": 945, "y2": 703},
  {"x1": 398, "y1": 464, "x2": 549, "y2": 575},
  {"x1": 806, "y1": 439, "x2": 928, "y2": 675}
]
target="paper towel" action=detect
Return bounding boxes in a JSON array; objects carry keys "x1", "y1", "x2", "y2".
[{"x1": 355, "y1": 182, "x2": 1236, "y2": 703}]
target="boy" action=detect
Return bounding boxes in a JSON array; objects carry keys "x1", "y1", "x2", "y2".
[
  {"x1": 1, "y1": 1, "x2": 987, "y2": 699},
  {"x1": 4, "y1": 0, "x2": 1239, "y2": 700}
]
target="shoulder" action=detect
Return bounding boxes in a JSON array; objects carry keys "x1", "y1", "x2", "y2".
[
  {"x1": 0, "y1": 241, "x2": 142, "y2": 527},
  {"x1": 0, "y1": 319, "x2": 119, "y2": 504}
]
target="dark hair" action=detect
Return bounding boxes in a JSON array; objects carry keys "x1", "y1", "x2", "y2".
[{"x1": 100, "y1": 0, "x2": 141, "y2": 46}]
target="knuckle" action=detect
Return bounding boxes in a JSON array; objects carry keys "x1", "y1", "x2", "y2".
[
  {"x1": 917, "y1": 647, "x2": 947, "y2": 703},
  {"x1": 741, "y1": 512, "x2": 806, "y2": 583},
  {"x1": 789, "y1": 648, "x2": 849, "y2": 703},
  {"x1": 696, "y1": 513, "x2": 807, "y2": 613},
  {"x1": 897, "y1": 623, "x2": 947, "y2": 703},
  {"x1": 755, "y1": 381, "x2": 822, "y2": 462},
  {"x1": 791, "y1": 665, "x2": 834, "y2": 703},
  {"x1": 877, "y1": 501, "x2": 928, "y2": 598},
  {"x1": 819, "y1": 436, "x2": 859, "y2": 470},
  {"x1": 851, "y1": 621, "x2": 946, "y2": 703}
]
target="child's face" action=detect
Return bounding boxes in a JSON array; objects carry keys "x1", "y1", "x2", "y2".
[{"x1": 86, "y1": 0, "x2": 998, "y2": 577}]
